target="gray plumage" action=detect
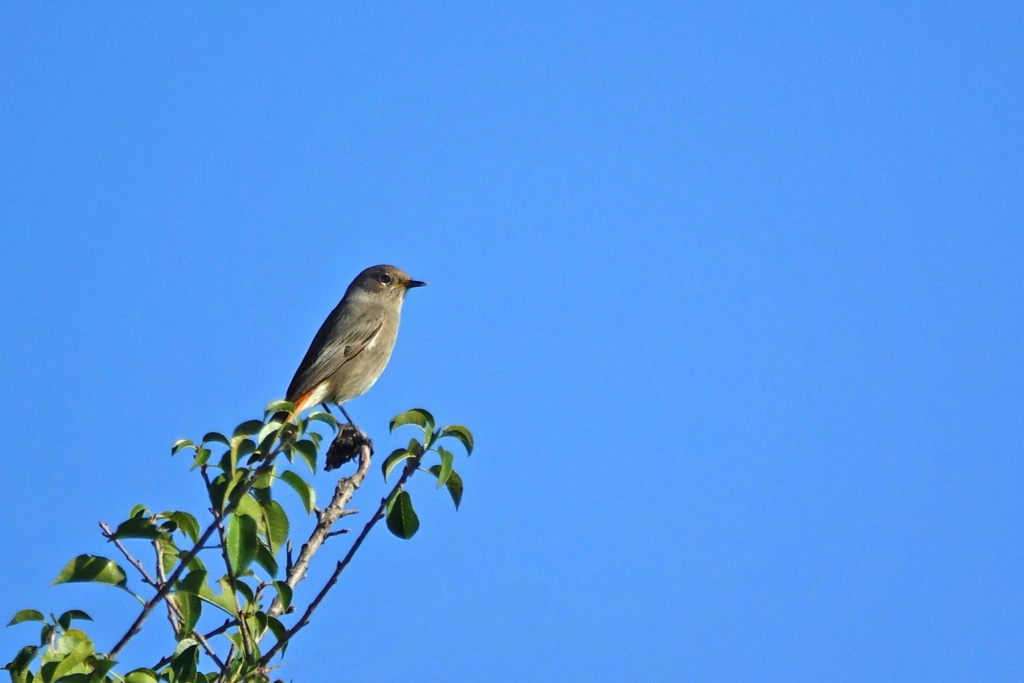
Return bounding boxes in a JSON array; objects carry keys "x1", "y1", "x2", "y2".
[{"x1": 285, "y1": 264, "x2": 425, "y2": 414}]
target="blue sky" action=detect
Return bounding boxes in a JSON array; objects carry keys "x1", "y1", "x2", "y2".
[{"x1": 1, "y1": 3, "x2": 1022, "y2": 681}]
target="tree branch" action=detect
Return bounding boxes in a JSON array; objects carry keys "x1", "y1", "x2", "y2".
[
  {"x1": 109, "y1": 454, "x2": 281, "y2": 658},
  {"x1": 260, "y1": 444, "x2": 420, "y2": 666},
  {"x1": 267, "y1": 437, "x2": 373, "y2": 618}
]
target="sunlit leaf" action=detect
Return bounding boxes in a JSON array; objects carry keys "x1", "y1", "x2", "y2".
[
  {"x1": 261, "y1": 499, "x2": 289, "y2": 556},
  {"x1": 201, "y1": 432, "x2": 229, "y2": 447},
  {"x1": 124, "y1": 669, "x2": 160, "y2": 683},
  {"x1": 428, "y1": 467, "x2": 464, "y2": 511},
  {"x1": 382, "y1": 448, "x2": 414, "y2": 481},
  {"x1": 171, "y1": 439, "x2": 194, "y2": 456},
  {"x1": 52, "y1": 555, "x2": 127, "y2": 588},
  {"x1": 166, "y1": 511, "x2": 200, "y2": 544},
  {"x1": 292, "y1": 439, "x2": 317, "y2": 474},
  {"x1": 7, "y1": 609, "x2": 45, "y2": 626},
  {"x1": 191, "y1": 447, "x2": 211, "y2": 470},
  {"x1": 258, "y1": 420, "x2": 285, "y2": 448},
  {"x1": 279, "y1": 471, "x2": 315, "y2": 514},
  {"x1": 169, "y1": 639, "x2": 199, "y2": 682},
  {"x1": 435, "y1": 446, "x2": 454, "y2": 488},
  {"x1": 254, "y1": 543, "x2": 278, "y2": 577},
  {"x1": 272, "y1": 581, "x2": 293, "y2": 613},
  {"x1": 56, "y1": 610, "x2": 91, "y2": 631},
  {"x1": 176, "y1": 571, "x2": 237, "y2": 616},
  {"x1": 440, "y1": 425, "x2": 474, "y2": 455},
  {"x1": 264, "y1": 400, "x2": 294, "y2": 417},
  {"x1": 307, "y1": 410, "x2": 338, "y2": 431},
  {"x1": 389, "y1": 408, "x2": 435, "y2": 437},
  {"x1": 226, "y1": 513, "x2": 258, "y2": 573},
  {"x1": 173, "y1": 592, "x2": 201, "y2": 635},
  {"x1": 110, "y1": 516, "x2": 161, "y2": 540},
  {"x1": 233, "y1": 420, "x2": 264, "y2": 439}
]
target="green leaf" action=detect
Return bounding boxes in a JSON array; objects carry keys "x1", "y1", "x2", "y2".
[
  {"x1": 155, "y1": 536, "x2": 180, "y2": 577},
  {"x1": 232, "y1": 438, "x2": 256, "y2": 463},
  {"x1": 271, "y1": 582, "x2": 292, "y2": 613},
  {"x1": 234, "y1": 580, "x2": 255, "y2": 605},
  {"x1": 389, "y1": 408, "x2": 435, "y2": 437},
  {"x1": 174, "y1": 592, "x2": 202, "y2": 635},
  {"x1": 191, "y1": 447, "x2": 211, "y2": 470},
  {"x1": 261, "y1": 499, "x2": 289, "y2": 556},
  {"x1": 52, "y1": 555, "x2": 127, "y2": 588},
  {"x1": 110, "y1": 516, "x2": 161, "y2": 540},
  {"x1": 167, "y1": 511, "x2": 200, "y2": 544},
  {"x1": 49, "y1": 642, "x2": 92, "y2": 680},
  {"x1": 176, "y1": 571, "x2": 237, "y2": 616},
  {"x1": 279, "y1": 471, "x2": 315, "y2": 514},
  {"x1": 171, "y1": 439, "x2": 194, "y2": 456},
  {"x1": 428, "y1": 466, "x2": 464, "y2": 510},
  {"x1": 7, "y1": 609, "x2": 45, "y2": 626},
  {"x1": 307, "y1": 410, "x2": 338, "y2": 430},
  {"x1": 440, "y1": 425, "x2": 474, "y2": 455},
  {"x1": 258, "y1": 420, "x2": 285, "y2": 447},
  {"x1": 124, "y1": 669, "x2": 160, "y2": 683},
  {"x1": 226, "y1": 513, "x2": 259, "y2": 573},
  {"x1": 6, "y1": 644, "x2": 38, "y2": 674},
  {"x1": 128, "y1": 503, "x2": 147, "y2": 518},
  {"x1": 201, "y1": 431, "x2": 229, "y2": 447},
  {"x1": 264, "y1": 399, "x2": 294, "y2": 416},
  {"x1": 381, "y1": 448, "x2": 414, "y2": 481},
  {"x1": 266, "y1": 616, "x2": 288, "y2": 657},
  {"x1": 435, "y1": 446, "x2": 454, "y2": 488},
  {"x1": 254, "y1": 543, "x2": 278, "y2": 577},
  {"x1": 233, "y1": 420, "x2": 264, "y2": 440},
  {"x1": 56, "y1": 610, "x2": 91, "y2": 631},
  {"x1": 220, "y1": 469, "x2": 248, "y2": 512},
  {"x1": 168, "y1": 639, "x2": 199, "y2": 683},
  {"x1": 385, "y1": 491, "x2": 420, "y2": 539},
  {"x1": 292, "y1": 439, "x2": 318, "y2": 474},
  {"x1": 206, "y1": 473, "x2": 229, "y2": 512}
]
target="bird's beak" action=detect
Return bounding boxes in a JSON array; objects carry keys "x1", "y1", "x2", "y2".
[{"x1": 405, "y1": 279, "x2": 427, "y2": 289}]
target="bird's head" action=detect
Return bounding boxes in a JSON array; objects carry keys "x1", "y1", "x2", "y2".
[{"x1": 349, "y1": 264, "x2": 427, "y2": 304}]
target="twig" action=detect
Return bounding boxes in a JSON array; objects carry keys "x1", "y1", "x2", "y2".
[
  {"x1": 267, "y1": 437, "x2": 373, "y2": 618},
  {"x1": 99, "y1": 522, "x2": 160, "y2": 590},
  {"x1": 109, "y1": 453, "x2": 281, "y2": 658},
  {"x1": 260, "y1": 444, "x2": 418, "y2": 666}
]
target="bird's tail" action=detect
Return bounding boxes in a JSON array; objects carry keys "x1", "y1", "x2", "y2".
[{"x1": 271, "y1": 390, "x2": 317, "y2": 423}]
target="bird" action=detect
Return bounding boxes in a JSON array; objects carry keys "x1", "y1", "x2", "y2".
[{"x1": 282, "y1": 264, "x2": 426, "y2": 425}]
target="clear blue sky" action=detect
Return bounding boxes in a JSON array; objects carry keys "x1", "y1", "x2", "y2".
[{"x1": 1, "y1": 3, "x2": 1022, "y2": 681}]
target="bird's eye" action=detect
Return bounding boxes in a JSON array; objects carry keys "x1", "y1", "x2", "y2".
[{"x1": 378, "y1": 273, "x2": 392, "y2": 285}]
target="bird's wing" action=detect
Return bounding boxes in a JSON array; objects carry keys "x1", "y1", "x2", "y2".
[{"x1": 286, "y1": 304, "x2": 386, "y2": 403}]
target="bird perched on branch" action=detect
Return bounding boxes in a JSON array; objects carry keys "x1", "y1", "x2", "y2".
[{"x1": 282, "y1": 264, "x2": 426, "y2": 428}]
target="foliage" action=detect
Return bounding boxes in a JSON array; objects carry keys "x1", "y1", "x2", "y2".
[{"x1": 3, "y1": 404, "x2": 474, "y2": 682}]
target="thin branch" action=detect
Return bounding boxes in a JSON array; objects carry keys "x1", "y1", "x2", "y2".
[
  {"x1": 267, "y1": 439, "x2": 373, "y2": 618},
  {"x1": 99, "y1": 522, "x2": 181, "y2": 637},
  {"x1": 109, "y1": 453, "x2": 281, "y2": 658},
  {"x1": 100, "y1": 522, "x2": 159, "y2": 590},
  {"x1": 260, "y1": 444, "x2": 418, "y2": 666}
]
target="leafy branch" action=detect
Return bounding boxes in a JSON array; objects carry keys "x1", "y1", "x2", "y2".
[{"x1": 3, "y1": 403, "x2": 474, "y2": 683}]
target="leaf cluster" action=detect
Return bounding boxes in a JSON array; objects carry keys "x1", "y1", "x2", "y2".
[{"x1": 3, "y1": 402, "x2": 475, "y2": 682}]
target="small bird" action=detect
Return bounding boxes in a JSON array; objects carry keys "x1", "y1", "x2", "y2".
[{"x1": 283, "y1": 264, "x2": 426, "y2": 423}]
